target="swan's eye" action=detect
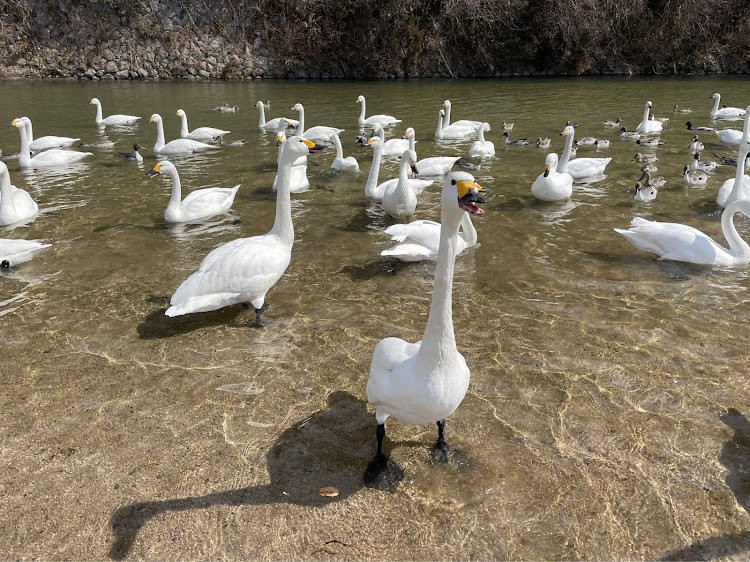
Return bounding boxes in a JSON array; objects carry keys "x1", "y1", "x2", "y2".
[{"x1": 451, "y1": 179, "x2": 456, "y2": 185}]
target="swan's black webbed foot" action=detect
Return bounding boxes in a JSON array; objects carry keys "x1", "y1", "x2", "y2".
[
  {"x1": 428, "y1": 420, "x2": 472, "y2": 469},
  {"x1": 0, "y1": 260, "x2": 9, "y2": 269},
  {"x1": 253, "y1": 303, "x2": 269, "y2": 326},
  {"x1": 364, "y1": 454, "x2": 404, "y2": 492}
]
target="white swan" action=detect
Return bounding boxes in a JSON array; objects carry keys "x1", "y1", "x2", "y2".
[
  {"x1": 149, "y1": 114, "x2": 216, "y2": 155},
  {"x1": 356, "y1": 95, "x2": 401, "y2": 127},
  {"x1": 12, "y1": 118, "x2": 92, "y2": 168},
  {"x1": 176, "y1": 109, "x2": 229, "y2": 141},
  {"x1": 532, "y1": 153, "x2": 573, "y2": 201},
  {"x1": 365, "y1": 171, "x2": 485, "y2": 486},
  {"x1": 709, "y1": 93, "x2": 746, "y2": 119},
  {"x1": 165, "y1": 136, "x2": 315, "y2": 323},
  {"x1": 381, "y1": 149, "x2": 433, "y2": 217},
  {"x1": 636, "y1": 101, "x2": 663, "y2": 134},
  {"x1": 147, "y1": 160, "x2": 240, "y2": 224},
  {"x1": 381, "y1": 212, "x2": 478, "y2": 262},
  {"x1": 615, "y1": 199, "x2": 750, "y2": 266},
  {"x1": 435, "y1": 109, "x2": 475, "y2": 140},
  {"x1": 372, "y1": 123, "x2": 409, "y2": 157},
  {"x1": 469, "y1": 123, "x2": 495, "y2": 159},
  {"x1": 716, "y1": 128, "x2": 743, "y2": 145},
  {"x1": 0, "y1": 161, "x2": 38, "y2": 226},
  {"x1": 441, "y1": 100, "x2": 482, "y2": 131},
  {"x1": 291, "y1": 103, "x2": 344, "y2": 142},
  {"x1": 364, "y1": 137, "x2": 386, "y2": 199},
  {"x1": 0, "y1": 239, "x2": 51, "y2": 266},
  {"x1": 717, "y1": 109, "x2": 750, "y2": 207},
  {"x1": 404, "y1": 128, "x2": 459, "y2": 176},
  {"x1": 330, "y1": 132, "x2": 359, "y2": 172},
  {"x1": 89, "y1": 97, "x2": 140, "y2": 126},
  {"x1": 256, "y1": 100, "x2": 299, "y2": 131},
  {"x1": 273, "y1": 131, "x2": 310, "y2": 193},
  {"x1": 19, "y1": 116, "x2": 79, "y2": 152},
  {"x1": 557, "y1": 125, "x2": 611, "y2": 179}
]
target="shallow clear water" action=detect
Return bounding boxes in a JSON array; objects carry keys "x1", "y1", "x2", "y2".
[{"x1": 2, "y1": 76, "x2": 750, "y2": 560}]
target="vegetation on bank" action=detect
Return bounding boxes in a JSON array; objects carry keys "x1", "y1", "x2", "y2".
[{"x1": 2, "y1": 0, "x2": 750, "y2": 78}]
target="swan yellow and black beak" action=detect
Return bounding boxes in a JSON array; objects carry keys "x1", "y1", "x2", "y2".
[
  {"x1": 410, "y1": 159, "x2": 419, "y2": 176},
  {"x1": 303, "y1": 138, "x2": 327, "y2": 153},
  {"x1": 146, "y1": 164, "x2": 161, "y2": 178},
  {"x1": 543, "y1": 164, "x2": 551, "y2": 177},
  {"x1": 455, "y1": 178, "x2": 485, "y2": 215},
  {"x1": 277, "y1": 134, "x2": 284, "y2": 147}
]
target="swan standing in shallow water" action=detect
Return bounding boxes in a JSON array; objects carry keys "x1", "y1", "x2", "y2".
[
  {"x1": 330, "y1": 132, "x2": 359, "y2": 172},
  {"x1": 0, "y1": 239, "x2": 51, "y2": 266},
  {"x1": 557, "y1": 125, "x2": 611, "y2": 179},
  {"x1": 291, "y1": 103, "x2": 344, "y2": 142},
  {"x1": 256, "y1": 100, "x2": 298, "y2": 132},
  {"x1": 709, "y1": 93, "x2": 746, "y2": 119},
  {"x1": 89, "y1": 97, "x2": 140, "y2": 126},
  {"x1": 381, "y1": 212, "x2": 478, "y2": 262},
  {"x1": 165, "y1": 136, "x2": 316, "y2": 324},
  {"x1": 19, "y1": 116, "x2": 79, "y2": 152},
  {"x1": 532, "y1": 153, "x2": 573, "y2": 201},
  {"x1": 175, "y1": 109, "x2": 229, "y2": 141},
  {"x1": 636, "y1": 101, "x2": 662, "y2": 134},
  {"x1": 149, "y1": 114, "x2": 216, "y2": 155},
  {"x1": 469, "y1": 123, "x2": 495, "y2": 159},
  {"x1": 381, "y1": 149, "x2": 433, "y2": 217},
  {"x1": 146, "y1": 160, "x2": 240, "y2": 224},
  {"x1": 0, "y1": 161, "x2": 38, "y2": 226},
  {"x1": 365, "y1": 171, "x2": 486, "y2": 490},
  {"x1": 615, "y1": 199, "x2": 750, "y2": 266},
  {"x1": 717, "y1": 109, "x2": 750, "y2": 207},
  {"x1": 356, "y1": 95, "x2": 401, "y2": 127},
  {"x1": 12, "y1": 118, "x2": 92, "y2": 168}
]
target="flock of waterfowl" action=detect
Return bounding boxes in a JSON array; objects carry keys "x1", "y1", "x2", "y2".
[{"x1": 2, "y1": 90, "x2": 750, "y2": 490}]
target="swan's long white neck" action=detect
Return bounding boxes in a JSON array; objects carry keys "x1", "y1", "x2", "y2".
[
  {"x1": 268, "y1": 146, "x2": 295, "y2": 247},
  {"x1": 726, "y1": 110, "x2": 750, "y2": 203},
  {"x1": 407, "y1": 131, "x2": 416, "y2": 155},
  {"x1": 641, "y1": 103, "x2": 650, "y2": 126},
  {"x1": 721, "y1": 200, "x2": 750, "y2": 262},
  {"x1": 0, "y1": 167, "x2": 15, "y2": 216},
  {"x1": 295, "y1": 106, "x2": 305, "y2": 135},
  {"x1": 711, "y1": 95, "x2": 721, "y2": 116},
  {"x1": 459, "y1": 212, "x2": 477, "y2": 246},
  {"x1": 15, "y1": 124, "x2": 32, "y2": 167},
  {"x1": 164, "y1": 166, "x2": 183, "y2": 214},
  {"x1": 444, "y1": 102, "x2": 452, "y2": 126},
  {"x1": 391, "y1": 155, "x2": 416, "y2": 207},
  {"x1": 477, "y1": 125, "x2": 487, "y2": 143},
  {"x1": 24, "y1": 119, "x2": 34, "y2": 142},
  {"x1": 178, "y1": 113, "x2": 190, "y2": 137},
  {"x1": 435, "y1": 111, "x2": 444, "y2": 139},
  {"x1": 94, "y1": 101, "x2": 103, "y2": 124},
  {"x1": 558, "y1": 131, "x2": 575, "y2": 172},
  {"x1": 257, "y1": 103, "x2": 266, "y2": 127},
  {"x1": 333, "y1": 134, "x2": 343, "y2": 159},
  {"x1": 153, "y1": 118, "x2": 166, "y2": 151},
  {"x1": 365, "y1": 142, "x2": 384, "y2": 195},
  {"x1": 357, "y1": 98, "x2": 367, "y2": 126},
  {"x1": 417, "y1": 200, "x2": 464, "y2": 370}
]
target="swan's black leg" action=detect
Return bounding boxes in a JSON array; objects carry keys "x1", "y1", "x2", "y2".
[
  {"x1": 254, "y1": 303, "x2": 269, "y2": 326},
  {"x1": 0, "y1": 260, "x2": 9, "y2": 269},
  {"x1": 437, "y1": 419, "x2": 446, "y2": 448},
  {"x1": 364, "y1": 422, "x2": 403, "y2": 492},
  {"x1": 430, "y1": 419, "x2": 450, "y2": 463},
  {"x1": 376, "y1": 423, "x2": 385, "y2": 456}
]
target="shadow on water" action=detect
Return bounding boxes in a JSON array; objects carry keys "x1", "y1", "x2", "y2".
[
  {"x1": 340, "y1": 258, "x2": 404, "y2": 282},
  {"x1": 108, "y1": 391, "x2": 375, "y2": 560},
  {"x1": 660, "y1": 408, "x2": 750, "y2": 561},
  {"x1": 136, "y1": 302, "x2": 246, "y2": 339}
]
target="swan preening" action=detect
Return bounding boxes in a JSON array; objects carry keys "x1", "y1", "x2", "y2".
[
  {"x1": 532, "y1": 152, "x2": 573, "y2": 201},
  {"x1": 12, "y1": 117, "x2": 92, "y2": 168},
  {"x1": 365, "y1": 171, "x2": 485, "y2": 490},
  {"x1": 149, "y1": 114, "x2": 216, "y2": 155},
  {"x1": 709, "y1": 93, "x2": 746, "y2": 119},
  {"x1": 165, "y1": 136, "x2": 316, "y2": 323},
  {"x1": 146, "y1": 160, "x2": 240, "y2": 224},
  {"x1": 89, "y1": 97, "x2": 140, "y2": 126},
  {"x1": 256, "y1": 100, "x2": 299, "y2": 131},
  {"x1": 0, "y1": 161, "x2": 39, "y2": 226},
  {"x1": 356, "y1": 95, "x2": 401, "y2": 127},
  {"x1": 615, "y1": 199, "x2": 750, "y2": 266},
  {"x1": 176, "y1": 109, "x2": 229, "y2": 141}
]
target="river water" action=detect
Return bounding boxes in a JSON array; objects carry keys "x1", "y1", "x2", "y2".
[{"x1": 2, "y1": 77, "x2": 750, "y2": 560}]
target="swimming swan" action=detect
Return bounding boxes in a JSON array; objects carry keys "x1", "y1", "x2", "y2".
[
  {"x1": 365, "y1": 171, "x2": 485, "y2": 489},
  {"x1": 469, "y1": 123, "x2": 495, "y2": 159},
  {"x1": 0, "y1": 161, "x2": 39, "y2": 226},
  {"x1": 147, "y1": 160, "x2": 240, "y2": 224},
  {"x1": 532, "y1": 152, "x2": 573, "y2": 201},
  {"x1": 176, "y1": 109, "x2": 229, "y2": 141},
  {"x1": 636, "y1": 101, "x2": 663, "y2": 134},
  {"x1": 381, "y1": 149, "x2": 433, "y2": 217},
  {"x1": 291, "y1": 103, "x2": 344, "y2": 142},
  {"x1": 256, "y1": 100, "x2": 299, "y2": 131},
  {"x1": 558, "y1": 125, "x2": 611, "y2": 179},
  {"x1": 372, "y1": 123, "x2": 409, "y2": 157},
  {"x1": 330, "y1": 132, "x2": 359, "y2": 172},
  {"x1": 0, "y1": 238, "x2": 51, "y2": 266},
  {"x1": 709, "y1": 93, "x2": 746, "y2": 119},
  {"x1": 404, "y1": 128, "x2": 460, "y2": 176},
  {"x1": 89, "y1": 97, "x2": 140, "y2": 126},
  {"x1": 165, "y1": 136, "x2": 316, "y2": 323},
  {"x1": 615, "y1": 199, "x2": 750, "y2": 266},
  {"x1": 12, "y1": 118, "x2": 92, "y2": 168},
  {"x1": 149, "y1": 114, "x2": 216, "y2": 155},
  {"x1": 717, "y1": 109, "x2": 750, "y2": 207},
  {"x1": 19, "y1": 116, "x2": 79, "y2": 152},
  {"x1": 356, "y1": 95, "x2": 401, "y2": 127},
  {"x1": 435, "y1": 109, "x2": 475, "y2": 140},
  {"x1": 381, "y1": 212, "x2": 478, "y2": 262},
  {"x1": 441, "y1": 100, "x2": 483, "y2": 131}
]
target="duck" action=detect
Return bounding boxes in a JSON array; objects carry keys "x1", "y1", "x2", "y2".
[
  {"x1": 639, "y1": 170, "x2": 666, "y2": 189},
  {"x1": 454, "y1": 158, "x2": 482, "y2": 172},
  {"x1": 536, "y1": 137, "x2": 551, "y2": 149},
  {"x1": 364, "y1": 171, "x2": 485, "y2": 490},
  {"x1": 12, "y1": 118, "x2": 92, "y2": 168},
  {"x1": 441, "y1": 100, "x2": 483, "y2": 131},
  {"x1": 636, "y1": 101, "x2": 662, "y2": 133},
  {"x1": 176, "y1": 109, "x2": 229, "y2": 141},
  {"x1": 575, "y1": 136, "x2": 597, "y2": 146},
  {"x1": 89, "y1": 97, "x2": 140, "y2": 126},
  {"x1": 709, "y1": 93, "x2": 746, "y2": 119},
  {"x1": 557, "y1": 125, "x2": 612, "y2": 179},
  {"x1": 686, "y1": 121, "x2": 716, "y2": 132},
  {"x1": 650, "y1": 113, "x2": 670, "y2": 123},
  {"x1": 291, "y1": 103, "x2": 344, "y2": 142},
  {"x1": 602, "y1": 117, "x2": 623, "y2": 127},
  {"x1": 0, "y1": 238, "x2": 51, "y2": 266},
  {"x1": 213, "y1": 103, "x2": 239, "y2": 113},
  {"x1": 356, "y1": 95, "x2": 401, "y2": 127},
  {"x1": 713, "y1": 152, "x2": 750, "y2": 169},
  {"x1": 217, "y1": 138, "x2": 248, "y2": 147},
  {"x1": 619, "y1": 127, "x2": 640, "y2": 140},
  {"x1": 19, "y1": 116, "x2": 79, "y2": 152},
  {"x1": 256, "y1": 100, "x2": 298, "y2": 132},
  {"x1": 381, "y1": 212, "x2": 478, "y2": 262},
  {"x1": 689, "y1": 136, "x2": 704, "y2": 152},
  {"x1": 0, "y1": 161, "x2": 39, "y2": 226},
  {"x1": 633, "y1": 152, "x2": 657, "y2": 164},
  {"x1": 165, "y1": 136, "x2": 315, "y2": 324},
  {"x1": 615, "y1": 199, "x2": 750, "y2": 265},
  {"x1": 689, "y1": 152, "x2": 719, "y2": 173},
  {"x1": 635, "y1": 138, "x2": 665, "y2": 148},
  {"x1": 593, "y1": 139, "x2": 611, "y2": 149},
  {"x1": 531, "y1": 152, "x2": 573, "y2": 201},
  {"x1": 114, "y1": 144, "x2": 145, "y2": 162},
  {"x1": 640, "y1": 162, "x2": 658, "y2": 173},
  {"x1": 469, "y1": 123, "x2": 495, "y2": 159},
  {"x1": 147, "y1": 160, "x2": 239, "y2": 224},
  {"x1": 330, "y1": 131, "x2": 359, "y2": 172},
  {"x1": 716, "y1": 128, "x2": 743, "y2": 145},
  {"x1": 372, "y1": 123, "x2": 410, "y2": 157},
  {"x1": 273, "y1": 130, "x2": 310, "y2": 193},
  {"x1": 673, "y1": 105, "x2": 691, "y2": 113},
  {"x1": 503, "y1": 132, "x2": 528, "y2": 145},
  {"x1": 149, "y1": 114, "x2": 216, "y2": 155},
  {"x1": 683, "y1": 165, "x2": 708, "y2": 186},
  {"x1": 435, "y1": 109, "x2": 476, "y2": 140},
  {"x1": 717, "y1": 109, "x2": 750, "y2": 208},
  {"x1": 381, "y1": 149, "x2": 433, "y2": 217},
  {"x1": 81, "y1": 139, "x2": 116, "y2": 148},
  {"x1": 633, "y1": 181, "x2": 658, "y2": 202},
  {"x1": 502, "y1": 121, "x2": 514, "y2": 132},
  {"x1": 404, "y1": 128, "x2": 459, "y2": 176}
]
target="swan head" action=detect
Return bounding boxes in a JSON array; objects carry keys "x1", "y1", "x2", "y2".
[
  {"x1": 367, "y1": 137, "x2": 383, "y2": 150},
  {"x1": 542, "y1": 153, "x2": 559, "y2": 176},
  {"x1": 281, "y1": 136, "x2": 317, "y2": 160},
  {"x1": 560, "y1": 125, "x2": 575, "y2": 136},
  {"x1": 256, "y1": 100, "x2": 264, "y2": 109},
  {"x1": 647, "y1": 101, "x2": 653, "y2": 107},
  {"x1": 149, "y1": 114, "x2": 162, "y2": 124},
  {"x1": 400, "y1": 149, "x2": 418, "y2": 176},
  {"x1": 442, "y1": 100, "x2": 451, "y2": 108},
  {"x1": 402, "y1": 127, "x2": 415, "y2": 139},
  {"x1": 291, "y1": 103, "x2": 303, "y2": 112},
  {"x1": 10, "y1": 117, "x2": 26, "y2": 130},
  {"x1": 146, "y1": 160, "x2": 175, "y2": 179},
  {"x1": 176, "y1": 109, "x2": 186, "y2": 117},
  {"x1": 712, "y1": 93, "x2": 721, "y2": 99},
  {"x1": 90, "y1": 97, "x2": 100, "y2": 105},
  {"x1": 447, "y1": 172, "x2": 485, "y2": 215},
  {"x1": 356, "y1": 95, "x2": 365, "y2": 103}
]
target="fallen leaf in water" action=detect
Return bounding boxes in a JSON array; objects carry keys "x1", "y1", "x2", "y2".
[{"x1": 318, "y1": 486, "x2": 339, "y2": 497}]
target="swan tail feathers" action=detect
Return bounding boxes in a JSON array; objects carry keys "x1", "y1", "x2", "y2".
[{"x1": 166, "y1": 292, "x2": 242, "y2": 317}]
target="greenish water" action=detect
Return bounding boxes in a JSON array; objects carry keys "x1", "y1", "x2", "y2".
[{"x1": 2, "y1": 76, "x2": 750, "y2": 560}]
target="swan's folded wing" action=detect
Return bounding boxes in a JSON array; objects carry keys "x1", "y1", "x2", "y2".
[
  {"x1": 384, "y1": 220, "x2": 440, "y2": 242},
  {"x1": 408, "y1": 179, "x2": 434, "y2": 196},
  {"x1": 367, "y1": 337, "x2": 421, "y2": 404},
  {"x1": 181, "y1": 186, "x2": 238, "y2": 215},
  {"x1": 381, "y1": 242, "x2": 434, "y2": 261}
]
